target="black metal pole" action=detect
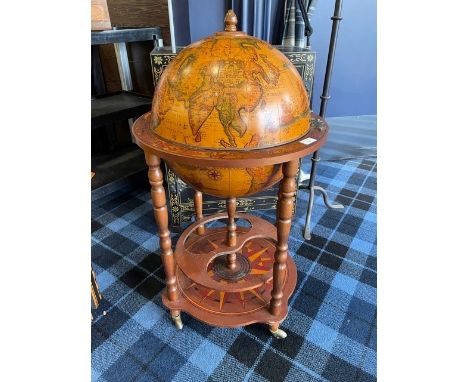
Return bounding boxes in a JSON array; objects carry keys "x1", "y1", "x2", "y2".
[
  {"x1": 302, "y1": 0, "x2": 344, "y2": 240},
  {"x1": 319, "y1": 0, "x2": 343, "y2": 118}
]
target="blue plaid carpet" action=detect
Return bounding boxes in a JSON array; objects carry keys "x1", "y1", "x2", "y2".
[{"x1": 91, "y1": 156, "x2": 377, "y2": 382}]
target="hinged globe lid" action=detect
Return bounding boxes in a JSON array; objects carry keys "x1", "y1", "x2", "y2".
[{"x1": 151, "y1": 10, "x2": 311, "y2": 151}]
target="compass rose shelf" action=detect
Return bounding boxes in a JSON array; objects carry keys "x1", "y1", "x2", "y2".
[{"x1": 131, "y1": 10, "x2": 329, "y2": 338}]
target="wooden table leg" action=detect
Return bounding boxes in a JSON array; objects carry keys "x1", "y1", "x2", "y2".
[
  {"x1": 226, "y1": 197, "x2": 237, "y2": 269},
  {"x1": 145, "y1": 152, "x2": 179, "y2": 302},
  {"x1": 194, "y1": 191, "x2": 205, "y2": 235},
  {"x1": 269, "y1": 159, "x2": 299, "y2": 316},
  {"x1": 91, "y1": 268, "x2": 102, "y2": 310}
]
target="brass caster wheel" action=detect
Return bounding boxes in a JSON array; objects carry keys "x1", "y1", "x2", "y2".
[
  {"x1": 171, "y1": 314, "x2": 184, "y2": 330},
  {"x1": 269, "y1": 328, "x2": 287, "y2": 339}
]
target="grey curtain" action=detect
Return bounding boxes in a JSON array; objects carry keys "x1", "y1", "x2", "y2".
[{"x1": 282, "y1": 0, "x2": 317, "y2": 47}]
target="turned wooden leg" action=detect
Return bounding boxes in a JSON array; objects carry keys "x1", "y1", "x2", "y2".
[
  {"x1": 194, "y1": 190, "x2": 205, "y2": 235},
  {"x1": 270, "y1": 159, "x2": 299, "y2": 316},
  {"x1": 226, "y1": 197, "x2": 237, "y2": 269},
  {"x1": 145, "y1": 152, "x2": 179, "y2": 302},
  {"x1": 91, "y1": 268, "x2": 101, "y2": 309}
]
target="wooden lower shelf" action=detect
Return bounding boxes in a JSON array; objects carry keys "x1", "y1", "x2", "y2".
[
  {"x1": 160, "y1": 211, "x2": 298, "y2": 328},
  {"x1": 162, "y1": 254, "x2": 297, "y2": 328}
]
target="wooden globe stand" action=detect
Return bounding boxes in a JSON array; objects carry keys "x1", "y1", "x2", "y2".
[{"x1": 132, "y1": 111, "x2": 328, "y2": 338}]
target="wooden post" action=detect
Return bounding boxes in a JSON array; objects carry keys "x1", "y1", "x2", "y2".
[
  {"x1": 91, "y1": 268, "x2": 102, "y2": 309},
  {"x1": 226, "y1": 197, "x2": 237, "y2": 269},
  {"x1": 194, "y1": 191, "x2": 205, "y2": 235},
  {"x1": 270, "y1": 160, "x2": 299, "y2": 316},
  {"x1": 145, "y1": 152, "x2": 179, "y2": 302}
]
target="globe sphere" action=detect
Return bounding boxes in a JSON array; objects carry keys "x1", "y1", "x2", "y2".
[{"x1": 151, "y1": 25, "x2": 310, "y2": 197}]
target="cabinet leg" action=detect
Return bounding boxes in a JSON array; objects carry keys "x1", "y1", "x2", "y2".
[
  {"x1": 226, "y1": 197, "x2": 237, "y2": 269},
  {"x1": 270, "y1": 160, "x2": 299, "y2": 316},
  {"x1": 194, "y1": 191, "x2": 205, "y2": 235},
  {"x1": 145, "y1": 153, "x2": 179, "y2": 302}
]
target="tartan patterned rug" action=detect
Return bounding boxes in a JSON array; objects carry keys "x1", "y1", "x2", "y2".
[{"x1": 91, "y1": 157, "x2": 377, "y2": 382}]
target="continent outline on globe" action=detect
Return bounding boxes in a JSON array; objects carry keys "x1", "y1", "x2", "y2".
[
  {"x1": 152, "y1": 33, "x2": 311, "y2": 152},
  {"x1": 148, "y1": 27, "x2": 312, "y2": 198}
]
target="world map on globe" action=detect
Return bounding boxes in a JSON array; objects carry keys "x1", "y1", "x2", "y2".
[
  {"x1": 150, "y1": 33, "x2": 310, "y2": 197},
  {"x1": 152, "y1": 34, "x2": 310, "y2": 150}
]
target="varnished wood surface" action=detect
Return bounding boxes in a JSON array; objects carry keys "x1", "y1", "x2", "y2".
[
  {"x1": 91, "y1": 269, "x2": 102, "y2": 309},
  {"x1": 132, "y1": 111, "x2": 328, "y2": 167},
  {"x1": 91, "y1": 0, "x2": 111, "y2": 31},
  {"x1": 145, "y1": 153, "x2": 178, "y2": 301},
  {"x1": 174, "y1": 213, "x2": 277, "y2": 293},
  {"x1": 161, "y1": 254, "x2": 297, "y2": 328},
  {"x1": 139, "y1": 10, "x2": 327, "y2": 331},
  {"x1": 269, "y1": 160, "x2": 299, "y2": 316},
  {"x1": 162, "y1": 257, "x2": 297, "y2": 328},
  {"x1": 226, "y1": 197, "x2": 237, "y2": 269},
  {"x1": 194, "y1": 191, "x2": 205, "y2": 235},
  {"x1": 226, "y1": 197, "x2": 237, "y2": 247}
]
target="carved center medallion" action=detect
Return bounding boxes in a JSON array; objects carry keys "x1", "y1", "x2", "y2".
[{"x1": 213, "y1": 254, "x2": 251, "y2": 281}]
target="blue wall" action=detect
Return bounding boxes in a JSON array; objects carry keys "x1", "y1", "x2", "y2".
[
  {"x1": 187, "y1": 0, "x2": 225, "y2": 42},
  {"x1": 310, "y1": 0, "x2": 376, "y2": 116},
  {"x1": 173, "y1": 0, "x2": 376, "y2": 117},
  {"x1": 172, "y1": 0, "x2": 191, "y2": 46}
]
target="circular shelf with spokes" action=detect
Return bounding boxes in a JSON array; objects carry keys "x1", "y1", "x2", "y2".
[
  {"x1": 174, "y1": 213, "x2": 278, "y2": 292},
  {"x1": 166, "y1": 212, "x2": 297, "y2": 323}
]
